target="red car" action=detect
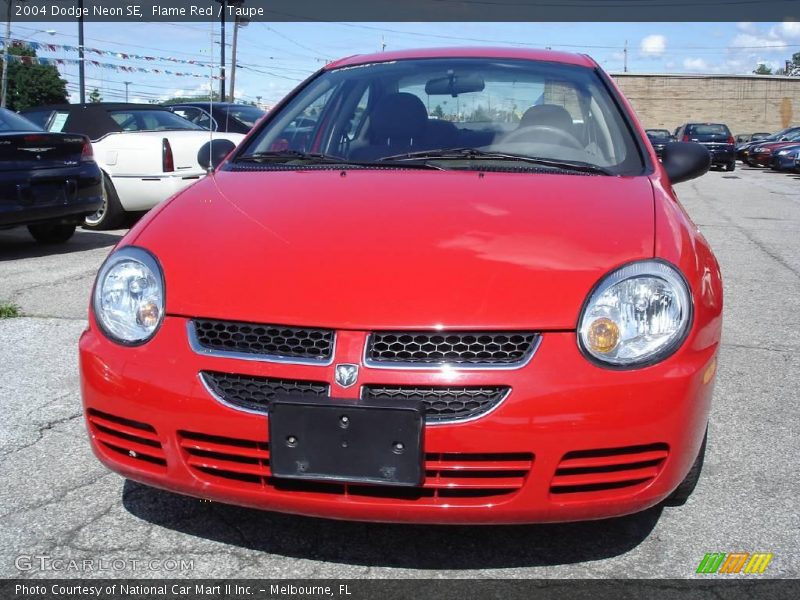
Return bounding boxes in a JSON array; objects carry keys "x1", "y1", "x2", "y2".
[
  {"x1": 80, "y1": 48, "x2": 721, "y2": 524},
  {"x1": 745, "y1": 132, "x2": 800, "y2": 166}
]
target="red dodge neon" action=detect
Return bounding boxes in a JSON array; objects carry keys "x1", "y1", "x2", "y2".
[{"x1": 80, "y1": 48, "x2": 722, "y2": 524}]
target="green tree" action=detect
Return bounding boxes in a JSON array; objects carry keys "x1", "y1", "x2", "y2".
[
  {"x1": 753, "y1": 63, "x2": 773, "y2": 75},
  {"x1": 1, "y1": 44, "x2": 68, "y2": 111},
  {"x1": 431, "y1": 104, "x2": 445, "y2": 119},
  {"x1": 88, "y1": 88, "x2": 103, "y2": 103}
]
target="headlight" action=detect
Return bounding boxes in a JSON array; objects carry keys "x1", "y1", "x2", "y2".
[
  {"x1": 93, "y1": 246, "x2": 165, "y2": 345},
  {"x1": 754, "y1": 147, "x2": 765, "y2": 153},
  {"x1": 777, "y1": 150, "x2": 789, "y2": 156},
  {"x1": 578, "y1": 261, "x2": 691, "y2": 367}
]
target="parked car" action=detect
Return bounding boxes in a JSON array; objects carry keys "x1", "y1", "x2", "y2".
[
  {"x1": 675, "y1": 122, "x2": 736, "y2": 171},
  {"x1": 81, "y1": 47, "x2": 720, "y2": 524},
  {"x1": 738, "y1": 126, "x2": 800, "y2": 163},
  {"x1": 19, "y1": 103, "x2": 244, "y2": 229},
  {"x1": 769, "y1": 142, "x2": 800, "y2": 171},
  {"x1": 645, "y1": 128, "x2": 673, "y2": 159},
  {"x1": 0, "y1": 107, "x2": 102, "y2": 243},
  {"x1": 735, "y1": 132, "x2": 769, "y2": 144},
  {"x1": 745, "y1": 131, "x2": 800, "y2": 167},
  {"x1": 165, "y1": 102, "x2": 266, "y2": 134}
]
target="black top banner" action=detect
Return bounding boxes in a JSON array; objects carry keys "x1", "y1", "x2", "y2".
[{"x1": 2, "y1": 0, "x2": 799, "y2": 22}]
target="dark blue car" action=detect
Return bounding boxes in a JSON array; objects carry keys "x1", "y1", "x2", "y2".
[
  {"x1": 0, "y1": 108, "x2": 103, "y2": 243},
  {"x1": 770, "y1": 142, "x2": 800, "y2": 171}
]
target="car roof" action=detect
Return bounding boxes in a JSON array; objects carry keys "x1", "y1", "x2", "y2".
[
  {"x1": 22, "y1": 103, "x2": 171, "y2": 112},
  {"x1": 167, "y1": 102, "x2": 240, "y2": 108},
  {"x1": 326, "y1": 47, "x2": 597, "y2": 70}
]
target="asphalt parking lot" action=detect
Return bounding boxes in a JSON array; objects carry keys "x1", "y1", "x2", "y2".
[{"x1": 0, "y1": 166, "x2": 798, "y2": 579}]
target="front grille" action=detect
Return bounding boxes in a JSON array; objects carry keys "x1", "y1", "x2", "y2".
[
  {"x1": 86, "y1": 409, "x2": 166, "y2": 470},
  {"x1": 201, "y1": 371, "x2": 329, "y2": 413},
  {"x1": 550, "y1": 443, "x2": 669, "y2": 498},
  {"x1": 362, "y1": 385, "x2": 509, "y2": 423},
  {"x1": 191, "y1": 319, "x2": 335, "y2": 363},
  {"x1": 366, "y1": 331, "x2": 538, "y2": 366},
  {"x1": 179, "y1": 429, "x2": 533, "y2": 503}
]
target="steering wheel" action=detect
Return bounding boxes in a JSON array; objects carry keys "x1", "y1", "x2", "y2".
[{"x1": 499, "y1": 124, "x2": 583, "y2": 150}]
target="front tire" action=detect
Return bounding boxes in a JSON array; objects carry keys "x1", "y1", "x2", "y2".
[
  {"x1": 726, "y1": 161, "x2": 735, "y2": 172},
  {"x1": 27, "y1": 222, "x2": 76, "y2": 244},
  {"x1": 84, "y1": 174, "x2": 125, "y2": 230},
  {"x1": 664, "y1": 428, "x2": 707, "y2": 506}
]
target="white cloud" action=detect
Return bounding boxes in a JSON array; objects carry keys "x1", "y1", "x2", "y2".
[
  {"x1": 732, "y1": 32, "x2": 787, "y2": 53},
  {"x1": 683, "y1": 57, "x2": 709, "y2": 71},
  {"x1": 640, "y1": 34, "x2": 667, "y2": 57},
  {"x1": 773, "y1": 21, "x2": 800, "y2": 39},
  {"x1": 737, "y1": 22, "x2": 755, "y2": 32}
]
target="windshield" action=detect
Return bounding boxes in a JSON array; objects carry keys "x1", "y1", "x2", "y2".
[
  {"x1": 109, "y1": 109, "x2": 203, "y2": 132},
  {"x1": 239, "y1": 57, "x2": 644, "y2": 175},
  {"x1": 646, "y1": 129, "x2": 671, "y2": 140},
  {"x1": 0, "y1": 108, "x2": 42, "y2": 132},
  {"x1": 686, "y1": 124, "x2": 730, "y2": 136},
  {"x1": 227, "y1": 105, "x2": 265, "y2": 127}
]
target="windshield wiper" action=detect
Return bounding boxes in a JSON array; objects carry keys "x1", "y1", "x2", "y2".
[
  {"x1": 235, "y1": 150, "x2": 344, "y2": 163},
  {"x1": 234, "y1": 150, "x2": 443, "y2": 169},
  {"x1": 377, "y1": 147, "x2": 614, "y2": 175}
]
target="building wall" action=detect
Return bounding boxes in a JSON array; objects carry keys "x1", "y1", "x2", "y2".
[{"x1": 610, "y1": 74, "x2": 800, "y2": 135}]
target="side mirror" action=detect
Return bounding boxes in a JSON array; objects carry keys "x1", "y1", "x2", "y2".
[
  {"x1": 661, "y1": 142, "x2": 710, "y2": 184},
  {"x1": 198, "y1": 139, "x2": 237, "y2": 171}
]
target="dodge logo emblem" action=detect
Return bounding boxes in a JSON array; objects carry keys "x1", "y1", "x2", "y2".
[{"x1": 334, "y1": 364, "x2": 359, "y2": 388}]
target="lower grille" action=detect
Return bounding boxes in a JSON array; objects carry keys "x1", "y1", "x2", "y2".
[
  {"x1": 550, "y1": 443, "x2": 669, "y2": 497},
  {"x1": 201, "y1": 371, "x2": 329, "y2": 413},
  {"x1": 87, "y1": 409, "x2": 166, "y2": 470},
  {"x1": 362, "y1": 385, "x2": 509, "y2": 423},
  {"x1": 180, "y1": 430, "x2": 532, "y2": 502}
]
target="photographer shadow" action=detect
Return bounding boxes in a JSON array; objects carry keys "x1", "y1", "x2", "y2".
[{"x1": 122, "y1": 480, "x2": 663, "y2": 569}]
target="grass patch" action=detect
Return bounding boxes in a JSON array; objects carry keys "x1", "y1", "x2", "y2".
[{"x1": 0, "y1": 301, "x2": 20, "y2": 319}]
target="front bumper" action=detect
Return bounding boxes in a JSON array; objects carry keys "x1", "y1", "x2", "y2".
[
  {"x1": 770, "y1": 155, "x2": 799, "y2": 171},
  {"x1": 80, "y1": 315, "x2": 717, "y2": 524}
]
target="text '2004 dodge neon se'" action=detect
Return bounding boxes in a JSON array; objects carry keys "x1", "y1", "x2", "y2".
[{"x1": 80, "y1": 48, "x2": 721, "y2": 524}]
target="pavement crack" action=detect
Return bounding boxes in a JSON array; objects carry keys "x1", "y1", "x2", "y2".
[{"x1": 0, "y1": 411, "x2": 83, "y2": 461}]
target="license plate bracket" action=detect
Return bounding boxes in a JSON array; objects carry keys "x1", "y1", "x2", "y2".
[{"x1": 269, "y1": 396, "x2": 424, "y2": 487}]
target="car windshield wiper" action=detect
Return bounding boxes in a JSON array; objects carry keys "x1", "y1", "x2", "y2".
[
  {"x1": 234, "y1": 150, "x2": 443, "y2": 169},
  {"x1": 376, "y1": 147, "x2": 614, "y2": 175},
  {"x1": 235, "y1": 150, "x2": 344, "y2": 163}
]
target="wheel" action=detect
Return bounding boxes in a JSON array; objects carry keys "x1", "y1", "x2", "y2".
[
  {"x1": 84, "y1": 174, "x2": 125, "y2": 230},
  {"x1": 664, "y1": 428, "x2": 707, "y2": 506},
  {"x1": 27, "y1": 222, "x2": 76, "y2": 244},
  {"x1": 725, "y1": 161, "x2": 735, "y2": 172}
]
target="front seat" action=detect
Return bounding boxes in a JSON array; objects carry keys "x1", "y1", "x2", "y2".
[{"x1": 350, "y1": 92, "x2": 429, "y2": 161}]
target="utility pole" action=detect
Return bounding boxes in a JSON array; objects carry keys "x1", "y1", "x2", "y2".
[
  {"x1": 229, "y1": 7, "x2": 247, "y2": 102},
  {"x1": 78, "y1": 0, "x2": 86, "y2": 103},
  {"x1": 623, "y1": 39, "x2": 628, "y2": 73},
  {"x1": 1, "y1": 0, "x2": 13, "y2": 108},
  {"x1": 381, "y1": 35, "x2": 386, "y2": 52},
  {"x1": 217, "y1": 0, "x2": 226, "y2": 102},
  {"x1": 123, "y1": 81, "x2": 131, "y2": 102}
]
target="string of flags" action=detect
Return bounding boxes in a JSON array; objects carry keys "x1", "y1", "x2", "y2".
[
  {"x1": 3, "y1": 52, "x2": 221, "y2": 79},
  {"x1": 1, "y1": 38, "x2": 229, "y2": 78}
]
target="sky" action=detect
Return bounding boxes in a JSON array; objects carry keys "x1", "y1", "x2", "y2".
[{"x1": 9, "y1": 21, "x2": 800, "y2": 107}]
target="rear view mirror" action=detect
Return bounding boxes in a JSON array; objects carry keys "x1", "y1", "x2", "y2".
[
  {"x1": 425, "y1": 73, "x2": 485, "y2": 97},
  {"x1": 661, "y1": 142, "x2": 710, "y2": 184},
  {"x1": 198, "y1": 139, "x2": 237, "y2": 171}
]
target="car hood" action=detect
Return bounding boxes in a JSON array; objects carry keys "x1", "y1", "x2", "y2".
[{"x1": 135, "y1": 169, "x2": 655, "y2": 330}]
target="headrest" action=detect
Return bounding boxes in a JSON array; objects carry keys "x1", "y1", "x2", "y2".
[
  {"x1": 371, "y1": 92, "x2": 429, "y2": 139},
  {"x1": 519, "y1": 104, "x2": 574, "y2": 132}
]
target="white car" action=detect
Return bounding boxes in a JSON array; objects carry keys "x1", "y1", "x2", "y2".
[{"x1": 20, "y1": 103, "x2": 244, "y2": 229}]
